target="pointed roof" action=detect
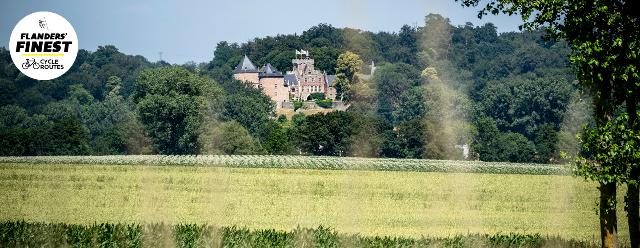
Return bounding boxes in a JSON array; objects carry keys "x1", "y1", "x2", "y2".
[
  {"x1": 234, "y1": 55, "x2": 258, "y2": 73},
  {"x1": 263, "y1": 63, "x2": 277, "y2": 74},
  {"x1": 259, "y1": 63, "x2": 283, "y2": 77}
]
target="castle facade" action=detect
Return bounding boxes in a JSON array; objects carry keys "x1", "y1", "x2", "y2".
[{"x1": 233, "y1": 50, "x2": 337, "y2": 108}]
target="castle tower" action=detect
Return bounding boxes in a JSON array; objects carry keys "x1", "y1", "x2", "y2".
[
  {"x1": 233, "y1": 55, "x2": 259, "y2": 87},
  {"x1": 259, "y1": 63, "x2": 288, "y2": 107}
]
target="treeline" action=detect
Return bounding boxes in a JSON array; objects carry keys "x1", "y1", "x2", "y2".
[{"x1": 0, "y1": 14, "x2": 582, "y2": 163}]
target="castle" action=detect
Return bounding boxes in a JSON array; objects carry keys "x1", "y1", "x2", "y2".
[{"x1": 233, "y1": 50, "x2": 337, "y2": 108}]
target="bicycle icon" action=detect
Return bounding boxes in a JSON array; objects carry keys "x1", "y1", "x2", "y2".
[{"x1": 22, "y1": 59, "x2": 40, "y2": 69}]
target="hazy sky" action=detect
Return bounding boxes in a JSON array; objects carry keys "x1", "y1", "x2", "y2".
[{"x1": 1, "y1": 0, "x2": 523, "y2": 64}]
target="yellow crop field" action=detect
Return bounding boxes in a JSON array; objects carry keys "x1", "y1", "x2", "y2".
[{"x1": 0, "y1": 163, "x2": 629, "y2": 244}]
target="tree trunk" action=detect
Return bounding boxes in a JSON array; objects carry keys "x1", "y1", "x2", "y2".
[
  {"x1": 627, "y1": 100, "x2": 639, "y2": 248},
  {"x1": 594, "y1": 73, "x2": 617, "y2": 248},
  {"x1": 600, "y1": 182, "x2": 618, "y2": 248}
]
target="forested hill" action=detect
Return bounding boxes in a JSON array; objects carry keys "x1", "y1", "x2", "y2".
[{"x1": 0, "y1": 14, "x2": 586, "y2": 163}]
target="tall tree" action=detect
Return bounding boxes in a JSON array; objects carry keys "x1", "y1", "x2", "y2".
[
  {"x1": 334, "y1": 51, "x2": 363, "y2": 101},
  {"x1": 132, "y1": 67, "x2": 220, "y2": 154},
  {"x1": 457, "y1": 0, "x2": 640, "y2": 246},
  {"x1": 297, "y1": 111, "x2": 356, "y2": 156}
]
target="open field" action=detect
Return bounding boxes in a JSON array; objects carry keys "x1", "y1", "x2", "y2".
[{"x1": 0, "y1": 157, "x2": 630, "y2": 245}]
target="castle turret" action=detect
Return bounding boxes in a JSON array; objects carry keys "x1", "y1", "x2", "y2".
[
  {"x1": 233, "y1": 55, "x2": 259, "y2": 86},
  {"x1": 234, "y1": 55, "x2": 258, "y2": 73}
]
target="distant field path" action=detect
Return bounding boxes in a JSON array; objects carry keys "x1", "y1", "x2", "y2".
[{"x1": 0, "y1": 156, "x2": 629, "y2": 244}]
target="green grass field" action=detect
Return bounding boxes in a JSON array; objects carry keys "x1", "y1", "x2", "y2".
[{"x1": 0, "y1": 158, "x2": 631, "y2": 245}]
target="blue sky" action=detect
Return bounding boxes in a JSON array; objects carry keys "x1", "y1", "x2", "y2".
[{"x1": 1, "y1": 0, "x2": 523, "y2": 64}]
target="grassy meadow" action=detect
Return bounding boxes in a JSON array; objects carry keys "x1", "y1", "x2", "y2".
[{"x1": 0, "y1": 160, "x2": 630, "y2": 245}]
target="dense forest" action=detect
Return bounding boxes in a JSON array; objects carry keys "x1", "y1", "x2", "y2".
[{"x1": 0, "y1": 14, "x2": 585, "y2": 163}]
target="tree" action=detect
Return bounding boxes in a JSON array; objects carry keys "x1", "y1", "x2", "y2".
[
  {"x1": 310, "y1": 47, "x2": 341, "y2": 74},
  {"x1": 393, "y1": 86, "x2": 425, "y2": 124},
  {"x1": 476, "y1": 76, "x2": 573, "y2": 139},
  {"x1": 348, "y1": 113, "x2": 385, "y2": 157},
  {"x1": 210, "y1": 41, "x2": 239, "y2": 68},
  {"x1": 301, "y1": 23, "x2": 344, "y2": 49},
  {"x1": 472, "y1": 117, "x2": 501, "y2": 161},
  {"x1": 220, "y1": 80, "x2": 275, "y2": 142},
  {"x1": 534, "y1": 124, "x2": 559, "y2": 163},
  {"x1": 297, "y1": 111, "x2": 356, "y2": 156},
  {"x1": 132, "y1": 67, "x2": 220, "y2": 154},
  {"x1": 334, "y1": 51, "x2": 363, "y2": 101},
  {"x1": 199, "y1": 121, "x2": 262, "y2": 155},
  {"x1": 496, "y1": 132, "x2": 536, "y2": 163},
  {"x1": 457, "y1": 0, "x2": 640, "y2": 246},
  {"x1": 398, "y1": 119, "x2": 426, "y2": 158},
  {"x1": 578, "y1": 113, "x2": 640, "y2": 246},
  {"x1": 398, "y1": 25, "x2": 420, "y2": 65},
  {"x1": 263, "y1": 122, "x2": 294, "y2": 155},
  {"x1": 374, "y1": 63, "x2": 421, "y2": 123},
  {"x1": 420, "y1": 14, "x2": 453, "y2": 65},
  {"x1": 0, "y1": 79, "x2": 17, "y2": 106},
  {"x1": 49, "y1": 115, "x2": 91, "y2": 155}
]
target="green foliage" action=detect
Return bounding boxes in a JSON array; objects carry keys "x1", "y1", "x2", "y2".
[
  {"x1": 472, "y1": 118, "x2": 536, "y2": 163},
  {"x1": 315, "y1": 99, "x2": 333, "y2": 109},
  {"x1": 0, "y1": 19, "x2": 578, "y2": 161},
  {"x1": 133, "y1": 67, "x2": 220, "y2": 154},
  {"x1": 534, "y1": 124, "x2": 559, "y2": 163},
  {"x1": 0, "y1": 221, "x2": 597, "y2": 248},
  {"x1": 476, "y1": 76, "x2": 573, "y2": 139},
  {"x1": 373, "y1": 63, "x2": 421, "y2": 123},
  {"x1": 487, "y1": 233, "x2": 542, "y2": 247},
  {"x1": 334, "y1": 51, "x2": 363, "y2": 101},
  {"x1": 309, "y1": 47, "x2": 341, "y2": 74},
  {"x1": 0, "y1": 105, "x2": 90, "y2": 156},
  {"x1": 297, "y1": 111, "x2": 356, "y2": 156},
  {"x1": 263, "y1": 123, "x2": 294, "y2": 155},
  {"x1": 199, "y1": 121, "x2": 263, "y2": 155},
  {"x1": 495, "y1": 132, "x2": 536, "y2": 163},
  {"x1": 393, "y1": 86, "x2": 425, "y2": 124},
  {"x1": 398, "y1": 119, "x2": 426, "y2": 159},
  {"x1": 220, "y1": 80, "x2": 275, "y2": 142},
  {"x1": 577, "y1": 113, "x2": 640, "y2": 184},
  {"x1": 308, "y1": 92, "x2": 325, "y2": 100},
  {"x1": 459, "y1": 0, "x2": 640, "y2": 174},
  {"x1": 473, "y1": 117, "x2": 502, "y2": 161},
  {"x1": 292, "y1": 100, "x2": 303, "y2": 111},
  {"x1": 421, "y1": 13, "x2": 453, "y2": 65}
]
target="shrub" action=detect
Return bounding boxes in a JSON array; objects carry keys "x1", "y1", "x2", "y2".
[
  {"x1": 315, "y1": 99, "x2": 333, "y2": 109},
  {"x1": 308, "y1": 93, "x2": 325, "y2": 100}
]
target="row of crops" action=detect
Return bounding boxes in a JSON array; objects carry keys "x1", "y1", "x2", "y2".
[
  {"x1": 0, "y1": 221, "x2": 594, "y2": 248},
  {"x1": 0, "y1": 155, "x2": 572, "y2": 175}
]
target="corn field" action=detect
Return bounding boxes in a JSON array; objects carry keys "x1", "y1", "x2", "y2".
[{"x1": 0, "y1": 221, "x2": 596, "y2": 248}]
